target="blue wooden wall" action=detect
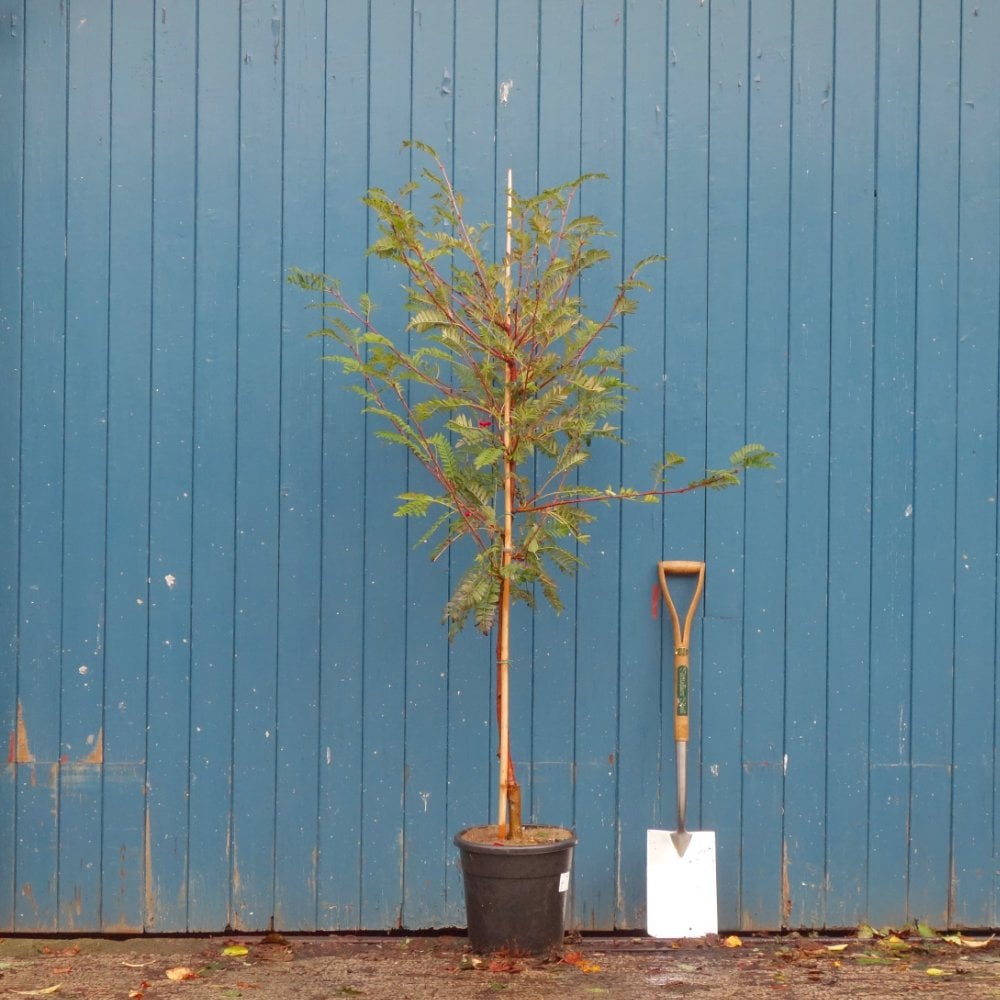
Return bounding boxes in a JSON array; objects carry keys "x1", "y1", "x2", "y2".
[{"x1": 1, "y1": 0, "x2": 998, "y2": 934}]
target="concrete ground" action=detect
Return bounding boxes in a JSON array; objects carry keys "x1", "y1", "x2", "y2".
[{"x1": 1, "y1": 929, "x2": 999, "y2": 998}]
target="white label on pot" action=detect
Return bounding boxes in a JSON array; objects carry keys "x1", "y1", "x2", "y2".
[{"x1": 558, "y1": 871, "x2": 570, "y2": 893}]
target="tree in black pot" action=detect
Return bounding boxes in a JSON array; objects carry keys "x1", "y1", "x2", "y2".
[{"x1": 290, "y1": 142, "x2": 773, "y2": 952}]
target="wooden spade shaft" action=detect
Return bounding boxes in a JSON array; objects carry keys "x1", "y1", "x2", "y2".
[{"x1": 657, "y1": 561, "x2": 706, "y2": 848}]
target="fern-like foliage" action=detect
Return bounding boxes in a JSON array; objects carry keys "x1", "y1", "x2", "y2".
[{"x1": 288, "y1": 143, "x2": 775, "y2": 639}]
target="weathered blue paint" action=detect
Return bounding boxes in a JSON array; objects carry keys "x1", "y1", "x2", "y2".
[
  {"x1": 102, "y1": 0, "x2": 155, "y2": 934},
  {"x1": 2, "y1": 0, "x2": 999, "y2": 933},
  {"x1": 823, "y1": 0, "x2": 877, "y2": 931},
  {"x1": 187, "y1": 0, "x2": 239, "y2": 933},
  {"x1": 0, "y1": 0, "x2": 20, "y2": 933}
]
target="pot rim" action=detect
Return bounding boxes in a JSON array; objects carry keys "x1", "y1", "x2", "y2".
[{"x1": 454, "y1": 824, "x2": 578, "y2": 855}]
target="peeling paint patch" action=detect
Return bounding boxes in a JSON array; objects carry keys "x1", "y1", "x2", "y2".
[{"x1": 499, "y1": 79, "x2": 513, "y2": 104}]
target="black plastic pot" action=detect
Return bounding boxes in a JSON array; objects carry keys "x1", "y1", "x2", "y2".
[{"x1": 454, "y1": 825, "x2": 578, "y2": 954}]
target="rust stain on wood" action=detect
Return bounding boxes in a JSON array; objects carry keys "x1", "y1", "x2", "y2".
[
  {"x1": 80, "y1": 728, "x2": 104, "y2": 765},
  {"x1": 144, "y1": 807, "x2": 156, "y2": 929},
  {"x1": 21, "y1": 882, "x2": 40, "y2": 923},
  {"x1": 13, "y1": 701, "x2": 35, "y2": 763},
  {"x1": 781, "y1": 841, "x2": 793, "y2": 926}
]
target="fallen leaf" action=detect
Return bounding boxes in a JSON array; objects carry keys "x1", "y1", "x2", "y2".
[
  {"x1": 128, "y1": 992, "x2": 143, "y2": 999},
  {"x1": 878, "y1": 935, "x2": 911, "y2": 953},
  {"x1": 960, "y1": 935, "x2": 994, "y2": 948},
  {"x1": 560, "y1": 951, "x2": 601, "y2": 973},
  {"x1": 914, "y1": 921, "x2": 936, "y2": 938},
  {"x1": 165, "y1": 966, "x2": 199, "y2": 981},
  {"x1": 122, "y1": 961, "x2": 155, "y2": 969},
  {"x1": 11, "y1": 988, "x2": 62, "y2": 996},
  {"x1": 943, "y1": 933, "x2": 994, "y2": 948},
  {"x1": 487, "y1": 957, "x2": 523, "y2": 973},
  {"x1": 926, "y1": 967, "x2": 950, "y2": 976},
  {"x1": 824, "y1": 943, "x2": 849, "y2": 952},
  {"x1": 222, "y1": 945, "x2": 249, "y2": 957},
  {"x1": 723, "y1": 935, "x2": 743, "y2": 948},
  {"x1": 38, "y1": 947, "x2": 79, "y2": 958}
]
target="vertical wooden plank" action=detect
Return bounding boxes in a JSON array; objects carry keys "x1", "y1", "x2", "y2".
[
  {"x1": 16, "y1": 0, "x2": 69, "y2": 932},
  {"x1": 740, "y1": 0, "x2": 791, "y2": 930},
  {"x1": 315, "y1": 0, "x2": 369, "y2": 931},
  {"x1": 824, "y1": 0, "x2": 876, "y2": 930},
  {"x1": 103, "y1": 0, "x2": 153, "y2": 934},
  {"x1": 704, "y1": 0, "x2": 751, "y2": 932},
  {"x1": 273, "y1": 0, "x2": 326, "y2": 932},
  {"x1": 867, "y1": 0, "x2": 919, "y2": 929},
  {"x1": 145, "y1": 0, "x2": 196, "y2": 931},
  {"x1": 358, "y1": 0, "x2": 411, "y2": 930},
  {"x1": 0, "y1": 0, "x2": 25, "y2": 931},
  {"x1": 187, "y1": 0, "x2": 239, "y2": 933},
  {"x1": 494, "y1": 0, "x2": 540, "y2": 871},
  {"x1": 528, "y1": 0, "x2": 577, "y2": 847},
  {"x1": 59, "y1": 0, "x2": 111, "y2": 931},
  {"x1": 231, "y1": 0, "x2": 284, "y2": 930},
  {"x1": 574, "y1": 0, "x2": 626, "y2": 932},
  {"x1": 782, "y1": 0, "x2": 833, "y2": 930},
  {"x1": 663, "y1": 4, "x2": 713, "y2": 928},
  {"x1": 400, "y1": 0, "x2": 455, "y2": 930},
  {"x1": 664, "y1": 0, "x2": 711, "y2": 518},
  {"x1": 618, "y1": 0, "x2": 667, "y2": 930},
  {"x1": 908, "y1": 0, "x2": 960, "y2": 928},
  {"x1": 951, "y1": 0, "x2": 1000, "y2": 929},
  {"x1": 444, "y1": 0, "x2": 497, "y2": 925}
]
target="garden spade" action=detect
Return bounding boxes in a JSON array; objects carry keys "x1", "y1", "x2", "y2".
[{"x1": 647, "y1": 560, "x2": 718, "y2": 938}]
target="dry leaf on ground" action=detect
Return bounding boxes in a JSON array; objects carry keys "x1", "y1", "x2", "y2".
[
  {"x1": 487, "y1": 957, "x2": 523, "y2": 974},
  {"x1": 165, "y1": 966, "x2": 199, "y2": 981},
  {"x1": 561, "y1": 951, "x2": 601, "y2": 973},
  {"x1": 942, "y1": 933, "x2": 995, "y2": 948}
]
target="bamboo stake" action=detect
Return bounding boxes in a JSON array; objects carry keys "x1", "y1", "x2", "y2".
[{"x1": 497, "y1": 169, "x2": 517, "y2": 838}]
